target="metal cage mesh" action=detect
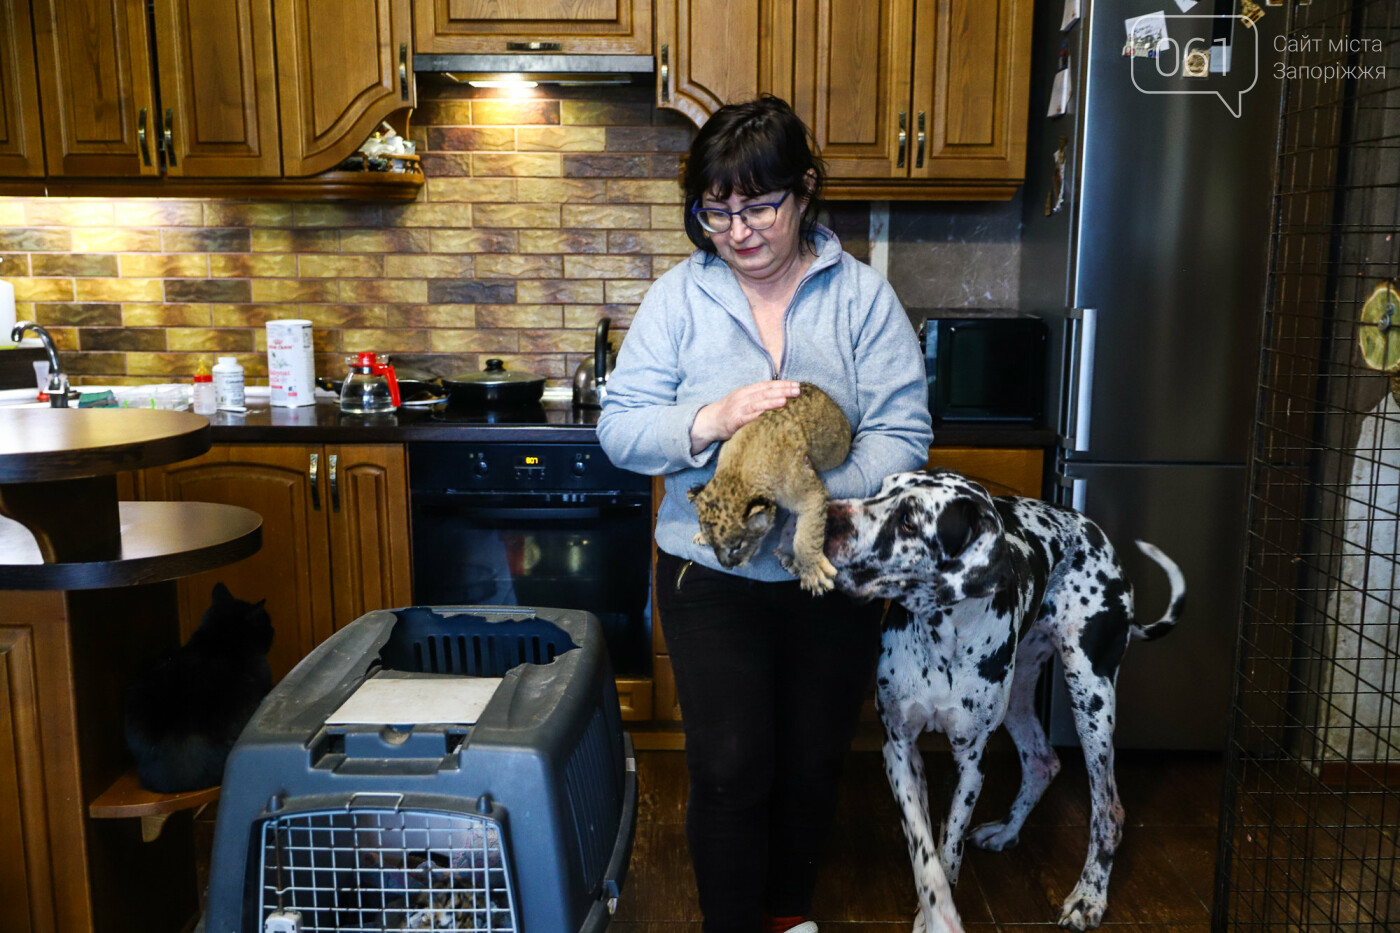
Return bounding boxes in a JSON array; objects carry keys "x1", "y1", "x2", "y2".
[
  {"x1": 258, "y1": 807, "x2": 517, "y2": 932},
  {"x1": 1215, "y1": 0, "x2": 1400, "y2": 930}
]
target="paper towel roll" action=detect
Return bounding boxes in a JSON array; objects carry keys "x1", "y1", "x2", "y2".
[{"x1": 0, "y1": 279, "x2": 15, "y2": 344}]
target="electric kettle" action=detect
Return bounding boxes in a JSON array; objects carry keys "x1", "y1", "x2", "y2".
[
  {"x1": 339, "y1": 352, "x2": 401, "y2": 413},
  {"x1": 572, "y1": 317, "x2": 616, "y2": 408}
]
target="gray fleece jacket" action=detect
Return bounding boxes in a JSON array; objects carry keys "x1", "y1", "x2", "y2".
[{"x1": 596, "y1": 226, "x2": 933, "y2": 580}]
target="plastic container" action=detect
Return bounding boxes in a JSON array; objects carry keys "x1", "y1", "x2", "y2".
[
  {"x1": 204, "y1": 605, "x2": 637, "y2": 933},
  {"x1": 212, "y1": 356, "x2": 246, "y2": 411},
  {"x1": 267, "y1": 319, "x2": 316, "y2": 408},
  {"x1": 191, "y1": 358, "x2": 215, "y2": 415}
]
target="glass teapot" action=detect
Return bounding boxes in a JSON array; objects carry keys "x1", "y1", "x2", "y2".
[{"x1": 340, "y1": 352, "x2": 401, "y2": 413}]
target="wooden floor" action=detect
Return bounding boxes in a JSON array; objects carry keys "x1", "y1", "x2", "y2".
[{"x1": 612, "y1": 747, "x2": 1223, "y2": 933}]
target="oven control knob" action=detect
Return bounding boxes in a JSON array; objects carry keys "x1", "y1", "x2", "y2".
[
  {"x1": 571, "y1": 459, "x2": 587, "y2": 475},
  {"x1": 473, "y1": 459, "x2": 489, "y2": 476}
]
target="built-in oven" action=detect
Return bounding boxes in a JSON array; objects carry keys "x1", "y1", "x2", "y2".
[{"x1": 408, "y1": 440, "x2": 653, "y2": 678}]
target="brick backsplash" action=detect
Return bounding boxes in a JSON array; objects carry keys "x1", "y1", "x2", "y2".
[{"x1": 0, "y1": 83, "x2": 701, "y2": 387}]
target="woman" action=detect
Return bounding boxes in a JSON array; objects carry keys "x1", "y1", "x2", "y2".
[{"x1": 597, "y1": 95, "x2": 932, "y2": 933}]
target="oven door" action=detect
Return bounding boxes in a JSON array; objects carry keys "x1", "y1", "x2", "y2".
[{"x1": 410, "y1": 491, "x2": 652, "y2": 677}]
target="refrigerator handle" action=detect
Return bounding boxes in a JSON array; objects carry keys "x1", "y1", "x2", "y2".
[
  {"x1": 1056, "y1": 471, "x2": 1087, "y2": 513},
  {"x1": 1060, "y1": 307, "x2": 1097, "y2": 453}
]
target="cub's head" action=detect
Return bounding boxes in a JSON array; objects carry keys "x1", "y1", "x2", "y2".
[
  {"x1": 824, "y1": 469, "x2": 1009, "y2": 609},
  {"x1": 688, "y1": 474, "x2": 776, "y2": 569}
]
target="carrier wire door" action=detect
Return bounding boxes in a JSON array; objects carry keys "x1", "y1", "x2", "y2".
[{"x1": 1215, "y1": 0, "x2": 1400, "y2": 929}]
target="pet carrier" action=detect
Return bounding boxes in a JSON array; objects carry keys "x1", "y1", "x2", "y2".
[{"x1": 202, "y1": 605, "x2": 637, "y2": 933}]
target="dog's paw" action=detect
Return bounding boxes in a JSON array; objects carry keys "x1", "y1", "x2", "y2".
[
  {"x1": 1057, "y1": 887, "x2": 1107, "y2": 931},
  {"x1": 913, "y1": 905, "x2": 966, "y2": 933},
  {"x1": 968, "y1": 820, "x2": 1020, "y2": 851}
]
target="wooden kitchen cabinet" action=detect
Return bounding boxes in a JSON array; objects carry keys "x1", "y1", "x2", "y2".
[
  {"x1": 414, "y1": 0, "x2": 651, "y2": 55},
  {"x1": 0, "y1": 0, "x2": 44, "y2": 177},
  {"x1": 787, "y1": 0, "x2": 1032, "y2": 198},
  {"x1": 140, "y1": 444, "x2": 412, "y2": 683},
  {"x1": 654, "y1": 0, "x2": 779, "y2": 129},
  {"x1": 8, "y1": 0, "x2": 416, "y2": 191},
  {"x1": 659, "y1": 0, "x2": 1032, "y2": 199},
  {"x1": 28, "y1": 0, "x2": 279, "y2": 177},
  {"x1": 275, "y1": 0, "x2": 416, "y2": 176}
]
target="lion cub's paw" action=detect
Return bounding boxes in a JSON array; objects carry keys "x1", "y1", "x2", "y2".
[{"x1": 796, "y1": 552, "x2": 838, "y2": 594}]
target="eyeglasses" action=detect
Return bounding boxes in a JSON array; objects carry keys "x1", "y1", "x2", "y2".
[{"x1": 690, "y1": 191, "x2": 791, "y2": 234}]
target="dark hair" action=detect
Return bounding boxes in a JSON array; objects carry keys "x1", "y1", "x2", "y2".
[{"x1": 680, "y1": 95, "x2": 827, "y2": 254}]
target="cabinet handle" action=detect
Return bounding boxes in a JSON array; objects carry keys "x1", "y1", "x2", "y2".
[
  {"x1": 660, "y1": 44, "x2": 670, "y2": 104},
  {"x1": 162, "y1": 108, "x2": 176, "y2": 167},
  {"x1": 916, "y1": 110, "x2": 926, "y2": 168},
  {"x1": 399, "y1": 43, "x2": 409, "y2": 100},
  {"x1": 506, "y1": 40, "x2": 561, "y2": 51},
  {"x1": 137, "y1": 108, "x2": 151, "y2": 166},
  {"x1": 897, "y1": 111, "x2": 907, "y2": 168},
  {"x1": 309, "y1": 453, "x2": 320, "y2": 510},
  {"x1": 329, "y1": 454, "x2": 340, "y2": 513}
]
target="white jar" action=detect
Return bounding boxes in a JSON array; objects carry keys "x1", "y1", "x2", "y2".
[{"x1": 213, "y1": 356, "x2": 246, "y2": 410}]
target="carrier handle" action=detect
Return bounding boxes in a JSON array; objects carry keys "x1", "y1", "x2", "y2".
[{"x1": 345, "y1": 792, "x2": 404, "y2": 811}]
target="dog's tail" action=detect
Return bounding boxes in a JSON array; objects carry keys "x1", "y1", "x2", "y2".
[{"x1": 1131, "y1": 540, "x2": 1185, "y2": 641}]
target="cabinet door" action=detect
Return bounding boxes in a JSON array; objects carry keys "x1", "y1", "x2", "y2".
[
  {"x1": 152, "y1": 0, "x2": 280, "y2": 176},
  {"x1": 325, "y1": 444, "x2": 412, "y2": 630},
  {"x1": 0, "y1": 627, "x2": 57, "y2": 933},
  {"x1": 143, "y1": 445, "x2": 335, "y2": 684},
  {"x1": 30, "y1": 0, "x2": 159, "y2": 176},
  {"x1": 787, "y1": 0, "x2": 914, "y2": 180},
  {"x1": 925, "y1": 447, "x2": 1044, "y2": 499},
  {"x1": 909, "y1": 0, "x2": 1031, "y2": 182},
  {"x1": 275, "y1": 0, "x2": 414, "y2": 177},
  {"x1": 655, "y1": 0, "x2": 773, "y2": 128},
  {"x1": 0, "y1": 0, "x2": 44, "y2": 177},
  {"x1": 414, "y1": 0, "x2": 651, "y2": 55}
]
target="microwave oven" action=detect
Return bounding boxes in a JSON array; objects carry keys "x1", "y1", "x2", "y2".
[{"x1": 918, "y1": 316, "x2": 1048, "y2": 423}]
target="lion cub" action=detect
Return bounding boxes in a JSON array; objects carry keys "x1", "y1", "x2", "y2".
[{"x1": 687, "y1": 383, "x2": 851, "y2": 593}]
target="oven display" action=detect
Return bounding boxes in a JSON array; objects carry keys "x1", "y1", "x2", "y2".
[{"x1": 515, "y1": 454, "x2": 545, "y2": 478}]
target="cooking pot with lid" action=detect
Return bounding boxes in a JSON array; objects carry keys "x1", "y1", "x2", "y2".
[{"x1": 442, "y1": 358, "x2": 546, "y2": 407}]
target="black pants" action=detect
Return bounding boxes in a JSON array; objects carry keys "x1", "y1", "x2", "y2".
[{"x1": 655, "y1": 550, "x2": 883, "y2": 933}]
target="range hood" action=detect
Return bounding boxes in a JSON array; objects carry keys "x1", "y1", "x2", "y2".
[{"x1": 413, "y1": 51, "x2": 654, "y2": 77}]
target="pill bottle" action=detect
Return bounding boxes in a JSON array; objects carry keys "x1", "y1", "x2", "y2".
[{"x1": 213, "y1": 356, "x2": 246, "y2": 411}]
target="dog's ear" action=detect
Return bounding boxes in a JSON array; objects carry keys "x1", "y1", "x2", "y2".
[
  {"x1": 743, "y1": 497, "x2": 775, "y2": 532},
  {"x1": 687, "y1": 484, "x2": 705, "y2": 503},
  {"x1": 935, "y1": 497, "x2": 980, "y2": 558}
]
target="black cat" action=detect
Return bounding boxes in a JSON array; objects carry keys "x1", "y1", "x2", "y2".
[{"x1": 124, "y1": 582, "x2": 274, "y2": 793}]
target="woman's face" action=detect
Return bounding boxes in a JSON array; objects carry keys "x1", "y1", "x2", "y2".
[{"x1": 700, "y1": 186, "x2": 806, "y2": 286}]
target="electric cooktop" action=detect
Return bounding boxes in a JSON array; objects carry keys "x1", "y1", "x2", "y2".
[{"x1": 426, "y1": 398, "x2": 601, "y2": 426}]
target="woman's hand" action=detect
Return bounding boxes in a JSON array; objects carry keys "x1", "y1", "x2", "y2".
[{"x1": 691, "y1": 380, "x2": 801, "y2": 453}]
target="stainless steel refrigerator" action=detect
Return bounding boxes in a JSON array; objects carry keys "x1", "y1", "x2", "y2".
[{"x1": 1020, "y1": 0, "x2": 1281, "y2": 749}]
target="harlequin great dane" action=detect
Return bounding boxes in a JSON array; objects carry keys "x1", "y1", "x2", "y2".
[{"x1": 822, "y1": 469, "x2": 1185, "y2": 933}]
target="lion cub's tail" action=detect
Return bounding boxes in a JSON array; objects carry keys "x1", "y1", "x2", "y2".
[{"x1": 1130, "y1": 540, "x2": 1186, "y2": 642}]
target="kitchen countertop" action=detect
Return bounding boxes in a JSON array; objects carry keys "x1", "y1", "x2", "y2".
[{"x1": 202, "y1": 397, "x2": 1056, "y2": 448}]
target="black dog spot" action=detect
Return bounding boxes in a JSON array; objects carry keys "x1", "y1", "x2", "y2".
[{"x1": 976, "y1": 627, "x2": 1017, "y2": 683}]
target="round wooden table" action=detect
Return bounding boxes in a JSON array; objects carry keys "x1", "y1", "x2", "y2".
[{"x1": 0, "y1": 408, "x2": 261, "y2": 586}]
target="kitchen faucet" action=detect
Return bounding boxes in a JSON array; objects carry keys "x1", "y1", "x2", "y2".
[{"x1": 11, "y1": 321, "x2": 69, "y2": 408}]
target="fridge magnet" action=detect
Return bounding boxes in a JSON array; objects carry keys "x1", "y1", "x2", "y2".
[
  {"x1": 1239, "y1": 0, "x2": 1265, "y2": 27},
  {"x1": 1044, "y1": 136, "x2": 1067, "y2": 217},
  {"x1": 1122, "y1": 11, "x2": 1169, "y2": 58},
  {"x1": 1184, "y1": 47, "x2": 1211, "y2": 77},
  {"x1": 1047, "y1": 57, "x2": 1072, "y2": 117},
  {"x1": 1061, "y1": 0, "x2": 1080, "y2": 31}
]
